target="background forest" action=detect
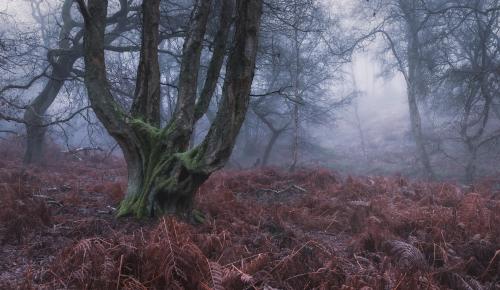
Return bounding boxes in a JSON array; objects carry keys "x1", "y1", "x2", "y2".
[{"x1": 1, "y1": 0, "x2": 498, "y2": 183}]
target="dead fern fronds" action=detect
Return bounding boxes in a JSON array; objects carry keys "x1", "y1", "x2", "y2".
[
  {"x1": 208, "y1": 261, "x2": 224, "y2": 290},
  {"x1": 242, "y1": 253, "x2": 269, "y2": 275},
  {"x1": 384, "y1": 240, "x2": 428, "y2": 272},
  {"x1": 219, "y1": 268, "x2": 243, "y2": 289},
  {"x1": 162, "y1": 218, "x2": 188, "y2": 282},
  {"x1": 439, "y1": 272, "x2": 484, "y2": 290}
]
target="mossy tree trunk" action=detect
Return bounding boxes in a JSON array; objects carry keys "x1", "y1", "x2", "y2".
[
  {"x1": 77, "y1": 0, "x2": 263, "y2": 218},
  {"x1": 116, "y1": 125, "x2": 210, "y2": 217}
]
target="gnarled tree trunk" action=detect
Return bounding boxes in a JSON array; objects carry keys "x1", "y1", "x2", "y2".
[{"x1": 77, "y1": 0, "x2": 262, "y2": 218}]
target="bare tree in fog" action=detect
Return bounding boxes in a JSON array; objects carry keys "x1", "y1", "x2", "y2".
[
  {"x1": 0, "y1": 0, "x2": 135, "y2": 163},
  {"x1": 0, "y1": 12, "x2": 9, "y2": 71},
  {"x1": 361, "y1": 0, "x2": 443, "y2": 179},
  {"x1": 429, "y1": 0, "x2": 500, "y2": 182},
  {"x1": 241, "y1": 0, "x2": 352, "y2": 168},
  {"x1": 0, "y1": 0, "x2": 196, "y2": 164},
  {"x1": 0, "y1": 9, "x2": 49, "y2": 136}
]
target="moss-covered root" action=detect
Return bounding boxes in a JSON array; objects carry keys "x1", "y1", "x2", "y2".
[
  {"x1": 116, "y1": 181, "x2": 201, "y2": 219},
  {"x1": 116, "y1": 146, "x2": 210, "y2": 219},
  {"x1": 116, "y1": 193, "x2": 151, "y2": 218}
]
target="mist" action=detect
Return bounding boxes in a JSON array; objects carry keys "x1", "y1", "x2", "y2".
[
  {"x1": 2, "y1": 0, "x2": 498, "y2": 183},
  {"x1": 0, "y1": 1, "x2": 499, "y2": 288}
]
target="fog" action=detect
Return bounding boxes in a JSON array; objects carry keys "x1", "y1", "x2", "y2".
[
  {"x1": 318, "y1": 51, "x2": 409, "y2": 154},
  {"x1": 3, "y1": 2, "x2": 500, "y2": 288},
  {"x1": 1, "y1": 0, "x2": 499, "y2": 183}
]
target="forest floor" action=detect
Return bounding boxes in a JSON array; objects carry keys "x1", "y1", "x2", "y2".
[{"x1": 0, "y1": 138, "x2": 499, "y2": 290}]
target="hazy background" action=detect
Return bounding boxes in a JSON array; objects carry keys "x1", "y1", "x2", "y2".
[
  {"x1": 3, "y1": 0, "x2": 497, "y2": 182},
  {"x1": 0, "y1": 0, "x2": 422, "y2": 168}
]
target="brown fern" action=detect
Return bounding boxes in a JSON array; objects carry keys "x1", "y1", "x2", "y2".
[
  {"x1": 439, "y1": 272, "x2": 484, "y2": 290},
  {"x1": 208, "y1": 261, "x2": 224, "y2": 290},
  {"x1": 242, "y1": 253, "x2": 269, "y2": 275},
  {"x1": 384, "y1": 240, "x2": 428, "y2": 272},
  {"x1": 162, "y1": 218, "x2": 188, "y2": 282}
]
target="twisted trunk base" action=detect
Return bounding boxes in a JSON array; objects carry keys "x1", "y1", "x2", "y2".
[{"x1": 116, "y1": 139, "x2": 209, "y2": 218}]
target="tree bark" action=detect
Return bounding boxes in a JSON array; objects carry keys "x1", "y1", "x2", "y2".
[
  {"x1": 78, "y1": 0, "x2": 262, "y2": 218},
  {"x1": 194, "y1": 0, "x2": 234, "y2": 122},
  {"x1": 23, "y1": 56, "x2": 78, "y2": 164},
  {"x1": 290, "y1": 103, "x2": 300, "y2": 171},
  {"x1": 290, "y1": 22, "x2": 301, "y2": 172},
  {"x1": 131, "y1": 0, "x2": 161, "y2": 127},
  {"x1": 407, "y1": 86, "x2": 435, "y2": 180}
]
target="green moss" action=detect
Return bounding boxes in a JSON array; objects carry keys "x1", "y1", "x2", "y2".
[
  {"x1": 109, "y1": 101, "x2": 127, "y2": 121},
  {"x1": 191, "y1": 209, "x2": 205, "y2": 224},
  {"x1": 116, "y1": 119, "x2": 206, "y2": 219},
  {"x1": 175, "y1": 148, "x2": 202, "y2": 171},
  {"x1": 116, "y1": 192, "x2": 150, "y2": 218},
  {"x1": 159, "y1": 121, "x2": 177, "y2": 138},
  {"x1": 117, "y1": 152, "x2": 179, "y2": 219},
  {"x1": 129, "y1": 118, "x2": 163, "y2": 139}
]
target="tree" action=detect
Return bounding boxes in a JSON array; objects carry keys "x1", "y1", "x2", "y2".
[
  {"x1": 0, "y1": 0, "x2": 193, "y2": 164},
  {"x1": 428, "y1": 0, "x2": 500, "y2": 182},
  {"x1": 0, "y1": 0, "x2": 135, "y2": 163},
  {"x1": 23, "y1": 0, "x2": 85, "y2": 164},
  {"x1": 360, "y1": 0, "x2": 442, "y2": 179},
  {"x1": 241, "y1": 0, "x2": 351, "y2": 168},
  {"x1": 76, "y1": 0, "x2": 263, "y2": 218}
]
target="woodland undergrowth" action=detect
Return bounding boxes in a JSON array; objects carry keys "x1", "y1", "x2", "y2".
[{"x1": 0, "y1": 138, "x2": 499, "y2": 289}]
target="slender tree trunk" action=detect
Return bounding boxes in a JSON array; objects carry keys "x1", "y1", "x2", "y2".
[
  {"x1": 405, "y1": 5, "x2": 436, "y2": 180},
  {"x1": 290, "y1": 24, "x2": 301, "y2": 172},
  {"x1": 354, "y1": 102, "x2": 368, "y2": 161},
  {"x1": 350, "y1": 67, "x2": 368, "y2": 161},
  {"x1": 464, "y1": 148, "x2": 477, "y2": 184},
  {"x1": 290, "y1": 104, "x2": 299, "y2": 171},
  {"x1": 262, "y1": 130, "x2": 282, "y2": 166},
  {"x1": 407, "y1": 87, "x2": 435, "y2": 180}
]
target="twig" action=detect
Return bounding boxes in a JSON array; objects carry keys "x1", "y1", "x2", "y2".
[
  {"x1": 393, "y1": 272, "x2": 407, "y2": 290},
  {"x1": 116, "y1": 254, "x2": 124, "y2": 290},
  {"x1": 33, "y1": 194, "x2": 63, "y2": 207},
  {"x1": 481, "y1": 250, "x2": 500, "y2": 279},
  {"x1": 257, "y1": 184, "x2": 308, "y2": 195}
]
